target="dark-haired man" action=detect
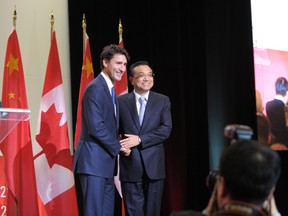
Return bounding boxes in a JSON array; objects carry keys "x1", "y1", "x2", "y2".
[
  {"x1": 171, "y1": 139, "x2": 281, "y2": 216},
  {"x1": 266, "y1": 76, "x2": 288, "y2": 147},
  {"x1": 73, "y1": 44, "x2": 131, "y2": 216},
  {"x1": 119, "y1": 61, "x2": 172, "y2": 216}
]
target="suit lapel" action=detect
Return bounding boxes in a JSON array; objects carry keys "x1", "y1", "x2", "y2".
[
  {"x1": 142, "y1": 92, "x2": 154, "y2": 127},
  {"x1": 99, "y1": 75, "x2": 118, "y2": 123}
]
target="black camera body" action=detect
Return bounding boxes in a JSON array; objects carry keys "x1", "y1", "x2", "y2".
[
  {"x1": 224, "y1": 124, "x2": 253, "y2": 142},
  {"x1": 206, "y1": 124, "x2": 254, "y2": 191},
  {"x1": 206, "y1": 169, "x2": 220, "y2": 192}
]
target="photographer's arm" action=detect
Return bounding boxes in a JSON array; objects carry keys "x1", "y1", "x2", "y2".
[
  {"x1": 202, "y1": 183, "x2": 218, "y2": 216},
  {"x1": 263, "y1": 194, "x2": 281, "y2": 216}
]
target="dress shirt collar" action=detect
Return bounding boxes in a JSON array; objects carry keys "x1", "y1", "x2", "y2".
[
  {"x1": 101, "y1": 72, "x2": 114, "y2": 94},
  {"x1": 134, "y1": 90, "x2": 150, "y2": 102}
]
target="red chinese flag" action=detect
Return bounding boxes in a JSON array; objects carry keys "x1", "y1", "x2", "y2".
[
  {"x1": 1, "y1": 28, "x2": 39, "y2": 215},
  {"x1": 34, "y1": 31, "x2": 78, "y2": 216},
  {"x1": 74, "y1": 32, "x2": 94, "y2": 149}
]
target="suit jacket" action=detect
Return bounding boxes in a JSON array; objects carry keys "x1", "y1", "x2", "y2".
[
  {"x1": 73, "y1": 74, "x2": 121, "y2": 178},
  {"x1": 266, "y1": 99, "x2": 288, "y2": 146},
  {"x1": 118, "y1": 91, "x2": 172, "y2": 181}
]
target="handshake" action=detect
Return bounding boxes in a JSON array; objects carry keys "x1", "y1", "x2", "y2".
[{"x1": 120, "y1": 134, "x2": 142, "y2": 156}]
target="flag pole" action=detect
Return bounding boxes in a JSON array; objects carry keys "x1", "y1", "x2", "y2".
[
  {"x1": 118, "y1": 18, "x2": 123, "y2": 43},
  {"x1": 50, "y1": 11, "x2": 54, "y2": 41},
  {"x1": 13, "y1": 6, "x2": 17, "y2": 28},
  {"x1": 114, "y1": 18, "x2": 128, "y2": 96},
  {"x1": 82, "y1": 14, "x2": 87, "y2": 54},
  {"x1": 82, "y1": 13, "x2": 87, "y2": 32}
]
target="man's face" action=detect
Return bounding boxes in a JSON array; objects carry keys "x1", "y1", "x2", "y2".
[
  {"x1": 103, "y1": 54, "x2": 127, "y2": 82},
  {"x1": 130, "y1": 65, "x2": 154, "y2": 95}
]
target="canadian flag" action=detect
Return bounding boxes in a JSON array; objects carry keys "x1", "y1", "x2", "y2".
[{"x1": 34, "y1": 30, "x2": 78, "y2": 215}]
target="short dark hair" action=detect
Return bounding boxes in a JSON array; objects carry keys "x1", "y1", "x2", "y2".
[
  {"x1": 275, "y1": 77, "x2": 288, "y2": 96},
  {"x1": 99, "y1": 44, "x2": 130, "y2": 70},
  {"x1": 219, "y1": 140, "x2": 281, "y2": 204},
  {"x1": 129, "y1": 61, "x2": 151, "y2": 77}
]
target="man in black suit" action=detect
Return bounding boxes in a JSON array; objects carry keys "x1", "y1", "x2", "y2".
[
  {"x1": 119, "y1": 61, "x2": 172, "y2": 216},
  {"x1": 73, "y1": 44, "x2": 130, "y2": 216},
  {"x1": 266, "y1": 77, "x2": 288, "y2": 147}
]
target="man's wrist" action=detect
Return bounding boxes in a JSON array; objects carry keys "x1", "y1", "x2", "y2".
[{"x1": 138, "y1": 137, "x2": 141, "y2": 143}]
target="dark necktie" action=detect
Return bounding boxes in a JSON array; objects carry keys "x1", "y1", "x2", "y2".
[
  {"x1": 111, "y1": 87, "x2": 116, "y2": 116},
  {"x1": 111, "y1": 87, "x2": 116, "y2": 105},
  {"x1": 139, "y1": 96, "x2": 146, "y2": 126}
]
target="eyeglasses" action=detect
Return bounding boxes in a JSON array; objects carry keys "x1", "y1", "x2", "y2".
[{"x1": 133, "y1": 73, "x2": 155, "y2": 79}]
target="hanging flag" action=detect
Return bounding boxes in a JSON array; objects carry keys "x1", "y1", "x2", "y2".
[
  {"x1": 1, "y1": 27, "x2": 39, "y2": 215},
  {"x1": 74, "y1": 14, "x2": 94, "y2": 150},
  {"x1": 34, "y1": 26, "x2": 78, "y2": 215},
  {"x1": 114, "y1": 19, "x2": 128, "y2": 96}
]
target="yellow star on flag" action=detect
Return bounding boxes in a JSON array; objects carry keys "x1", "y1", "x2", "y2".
[
  {"x1": 8, "y1": 91, "x2": 15, "y2": 99},
  {"x1": 82, "y1": 57, "x2": 94, "y2": 78},
  {"x1": 6, "y1": 53, "x2": 19, "y2": 76}
]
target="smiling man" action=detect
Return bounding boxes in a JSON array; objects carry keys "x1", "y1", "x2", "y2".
[
  {"x1": 118, "y1": 61, "x2": 173, "y2": 216},
  {"x1": 73, "y1": 44, "x2": 130, "y2": 216}
]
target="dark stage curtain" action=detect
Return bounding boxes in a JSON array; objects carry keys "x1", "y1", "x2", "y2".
[{"x1": 68, "y1": 0, "x2": 287, "y2": 215}]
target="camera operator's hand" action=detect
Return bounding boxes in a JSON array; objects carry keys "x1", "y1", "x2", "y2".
[
  {"x1": 263, "y1": 193, "x2": 281, "y2": 216},
  {"x1": 202, "y1": 183, "x2": 218, "y2": 216}
]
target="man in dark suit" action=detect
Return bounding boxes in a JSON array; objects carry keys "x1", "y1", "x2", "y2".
[
  {"x1": 266, "y1": 76, "x2": 288, "y2": 147},
  {"x1": 73, "y1": 44, "x2": 130, "y2": 216},
  {"x1": 118, "y1": 61, "x2": 172, "y2": 216}
]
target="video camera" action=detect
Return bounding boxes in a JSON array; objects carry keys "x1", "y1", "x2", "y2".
[
  {"x1": 206, "y1": 124, "x2": 253, "y2": 191},
  {"x1": 223, "y1": 124, "x2": 253, "y2": 143}
]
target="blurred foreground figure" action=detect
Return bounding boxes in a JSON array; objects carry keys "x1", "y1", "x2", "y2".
[
  {"x1": 212, "y1": 140, "x2": 281, "y2": 215},
  {"x1": 171, "y1": 139, "x2": 281, "y2": 216}
]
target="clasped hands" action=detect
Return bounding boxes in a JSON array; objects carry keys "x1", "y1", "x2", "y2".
[{"x1": 120, "y1": 134, "x2": 141, "y2": 156}]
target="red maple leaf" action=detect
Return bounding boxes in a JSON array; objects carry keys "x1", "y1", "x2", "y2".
[{"x1": 36, "y1": 104, "x2": 71, "y2": 168}]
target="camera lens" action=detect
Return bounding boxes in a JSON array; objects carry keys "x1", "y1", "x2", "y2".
[{"x1": 206, "y1": 170, "x2": 219, "y2": 191}]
